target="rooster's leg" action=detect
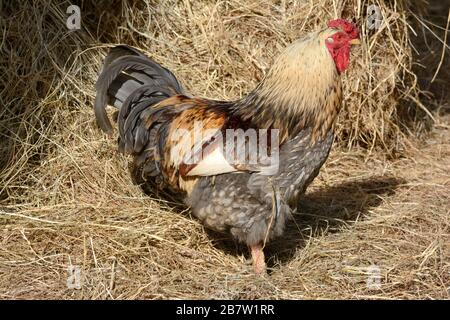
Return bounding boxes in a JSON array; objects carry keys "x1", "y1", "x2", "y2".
[{"x1": 249, "y1": 243, "x2": 266, "y2": 274}]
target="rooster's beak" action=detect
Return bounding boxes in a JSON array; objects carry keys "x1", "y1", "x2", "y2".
[{"x1": 349, "y1": 39, "x2": 361, "y2": 45}]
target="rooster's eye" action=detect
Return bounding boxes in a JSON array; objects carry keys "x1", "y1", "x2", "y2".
[{"x1": 327, "y1": 38, "x2": 334, "y2": 43}]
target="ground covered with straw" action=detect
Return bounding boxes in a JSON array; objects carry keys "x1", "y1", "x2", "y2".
[{"x1": 0, "y1": 0, "x2": 449, "y2": 299}]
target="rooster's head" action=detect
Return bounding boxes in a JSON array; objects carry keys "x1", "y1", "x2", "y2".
[
  {"x1": 237, "y1": 18, "x2": 360, "y2": 141},
  {"x1": 325, "y1": 19, "x2": 360, "y2": 73}
]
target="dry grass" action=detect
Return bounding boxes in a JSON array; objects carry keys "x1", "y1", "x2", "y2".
[{"x1": 0, "y1": 0, "x2": 449, "y2": 299}]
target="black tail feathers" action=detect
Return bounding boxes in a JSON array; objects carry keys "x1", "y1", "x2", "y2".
[{"x1": 94, "y1": 45, "x2": 184, "y2": 133}]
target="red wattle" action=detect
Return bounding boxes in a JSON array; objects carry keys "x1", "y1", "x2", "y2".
[
  {"x1": 327, "y1": 43, "x2": 351, "y2": 73},
  {"x1": 335, "y1": 45, "x2": 350, "y2": 73}
]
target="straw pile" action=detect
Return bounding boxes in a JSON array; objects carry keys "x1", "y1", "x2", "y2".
[{"x1": 0, "y1": 0, "x2": 448, "y2": 299}]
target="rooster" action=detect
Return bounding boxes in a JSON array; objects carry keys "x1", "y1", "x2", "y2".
[{"x1": 94, "y1": 19, "x2": 360, "y2": 274}]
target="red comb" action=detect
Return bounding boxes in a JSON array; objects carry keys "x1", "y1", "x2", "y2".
[{"x1": 328, "y1": 19, "x2": 359, "y2": 39}]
